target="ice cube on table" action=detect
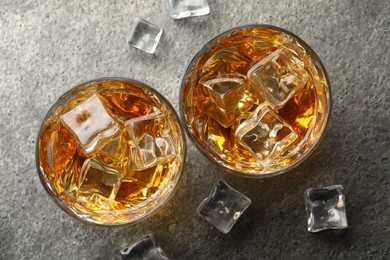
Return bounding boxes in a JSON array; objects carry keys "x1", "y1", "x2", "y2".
[
  {"x1": 235, "y1": 104, "x2": 298, "y2": 166},
  {"x1": 125, "y1": 111, "x2": 175, "y2": 170},
  {"x1": 60, "y1": 94, "x2": 119, "y2": 155},
  {"x1": 168, "y1": 0, "x2": 210, "y2": 19},
  {"x1": 248, "y1": 49, "x2": 309, "y2": 108},
  {"x1": 128, "y1": 18, "x2": 163, "y2": 54},
  {"x1": 305, "y1": 185, "x2": 348, "y2": 232},
  {"x1": 78, "y1": 159, "x2": 122, "y2": 208},
  {"x1": 197, "y1": 180, "x2": 251, "y2": 234},
  {"x1": 120, "y1": 233, "x2": 169, "y2": 260}
]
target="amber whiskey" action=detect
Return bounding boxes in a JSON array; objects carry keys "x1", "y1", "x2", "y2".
[
  {"x1": 181, "y1": 26, "x2": 330, "y2": 176},
  {"x1": 37, "y1": 79, "x2": 185, "y2": 224}
]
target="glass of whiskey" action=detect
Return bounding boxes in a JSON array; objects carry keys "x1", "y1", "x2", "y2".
[
  {"x1": 36, "y1": 78, "x2": 186, "y2": 225},
  {"x1": 180, "y1": 25, "x2": 330, "y2": 177}
]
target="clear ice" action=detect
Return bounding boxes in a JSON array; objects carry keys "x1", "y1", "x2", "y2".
[
  {"x1": 197, "y1": 180, "x2": 251, "y2": 234},
  {"x1": 235, "y1": 104, "x2": 298, "y2": 166},
  {"x1": 60, "y1": 94, "x2": 119, "y2": 155},
  {"x1": 125, "y1": 111, "x2": 175, "y2": 170},
  {"x1": 168, "y1": 0, "x2": 210, "y2": 19},
  {"x1": 128, "y1": 18, "x2": 163, "y2": 54},
  {"x1": 120, "y1": 233, "x2": 169, "y2": 260},
  {"x1": 305, "y1": 185, "x2": 348, "y2": 232},
  {"x1": 248, "y1": 49, "x2": 309, "y2": 108}
]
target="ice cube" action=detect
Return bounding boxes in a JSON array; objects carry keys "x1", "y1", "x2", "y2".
[
  {"x1": 305, "y1": 185, "x2": 348, "y2": 232},
  {"x1": 201, "y1": 74, "x2": 250, "y2": 128},
  {"x1": 98, "y1": 132, "x2": 122, "y2": 158},
  {"x1": 125, "y1": 111, "x2": 176, "y2": 170},
  {"x1": 120, "y1": 234, "x2": 169, "y2": 260},
  {"x1": 115, "y1": 179, "x2": 149, "y2": 206},
  {"x1": 197, "y1": 180, "x2": 251, "y2": 234},
  {"x1": 94, "y1": 130, "x2": 129, "y2": 169},
  {"x1": 235, "y1": 104, "x2": 298, "y2": 166},
  {"x1": 207, "y1": 105, "x2": 240, "y2": 128},
  {"x1": 78, "y1": 159, "x2": 122, "y2": 206},
  {"x1": 60, "y1": 94, "x2": 119, "y2": 155},
  {"x1": 201, "y1": 73, "x2": 247, "y2": 111},
  {"x1": 248, "y1": 49, "x2": 309, "y2": 108},
  {"x1": 202, "y1": 46, "x2": 250, "y2": 75},
  {"x1": 131, "y1": 165, "x2": 163, "y2": 188},
  {"x1": 239, "y1": 38, "x2": 279, "y2": 62},
  {"x1": 96, "y1": 130, "x2": 126, "y2": 160},
  {"x1": 128, "y1": 18, "x2": 163, "y2": 54},
  {"x1": 168, "y1": 0, "x2": 210, "y2": 19}
]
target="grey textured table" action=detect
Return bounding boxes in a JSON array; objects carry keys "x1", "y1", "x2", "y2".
[{"x1": 1, "y1": 1, "x2": 389, "y2": 259}]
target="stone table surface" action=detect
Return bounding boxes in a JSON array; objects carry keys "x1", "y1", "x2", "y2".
[{"x1": 1, "y1": 0, "x2": 389, "y2": 259}]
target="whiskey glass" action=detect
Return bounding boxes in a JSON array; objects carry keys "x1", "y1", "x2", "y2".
[
  {"x1": 180, "y1": 25, "x2": 330, "y2": 177},
  {"x1": 36, "y1": 78, "x2": 186, "y2": 225}
]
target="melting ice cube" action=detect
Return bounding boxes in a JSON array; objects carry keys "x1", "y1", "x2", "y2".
[
  {"x1": 168, "y1": 0, "x2": 210, "y2": 19},
  {"x1": 60, "y1": 94, "x2": 119, "y2": 155},
  {"x1": 128, "y1": 18, "x2": 163, "y2": 54},
  {"x1": 197, "y1": 180, "x2": 251, "y2": 234},
  {"x1": 120, "y1": 233, "x2": 169, "y2": 260},
  {"x1": 235, "y1": 104, "x2": 298, "y2": 166},
  {"x1": 248, "y1": 49, "x2": 309, "y2": 108},
  {"x1": 305, "y1": 185, "x2": 348, "y2": 232},
  {"x1": 125, "y1": 111, "x2": 175, "y2": 170}
]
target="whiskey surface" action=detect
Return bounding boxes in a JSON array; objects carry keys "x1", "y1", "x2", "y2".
[
  {"x1": 37, "y1": 79, "x2": 185, "y2": 224},
  {"x1": 181, "y1": 26, "x2": 330, "y2": 176}
]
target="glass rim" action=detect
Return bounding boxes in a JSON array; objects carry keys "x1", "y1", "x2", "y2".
[
  {"x1": 35, "y1": 77, "x2": 187, "y2": 226},
  {"x1": 179, "y1": 24, "x2": 332, "y2": 178}
]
